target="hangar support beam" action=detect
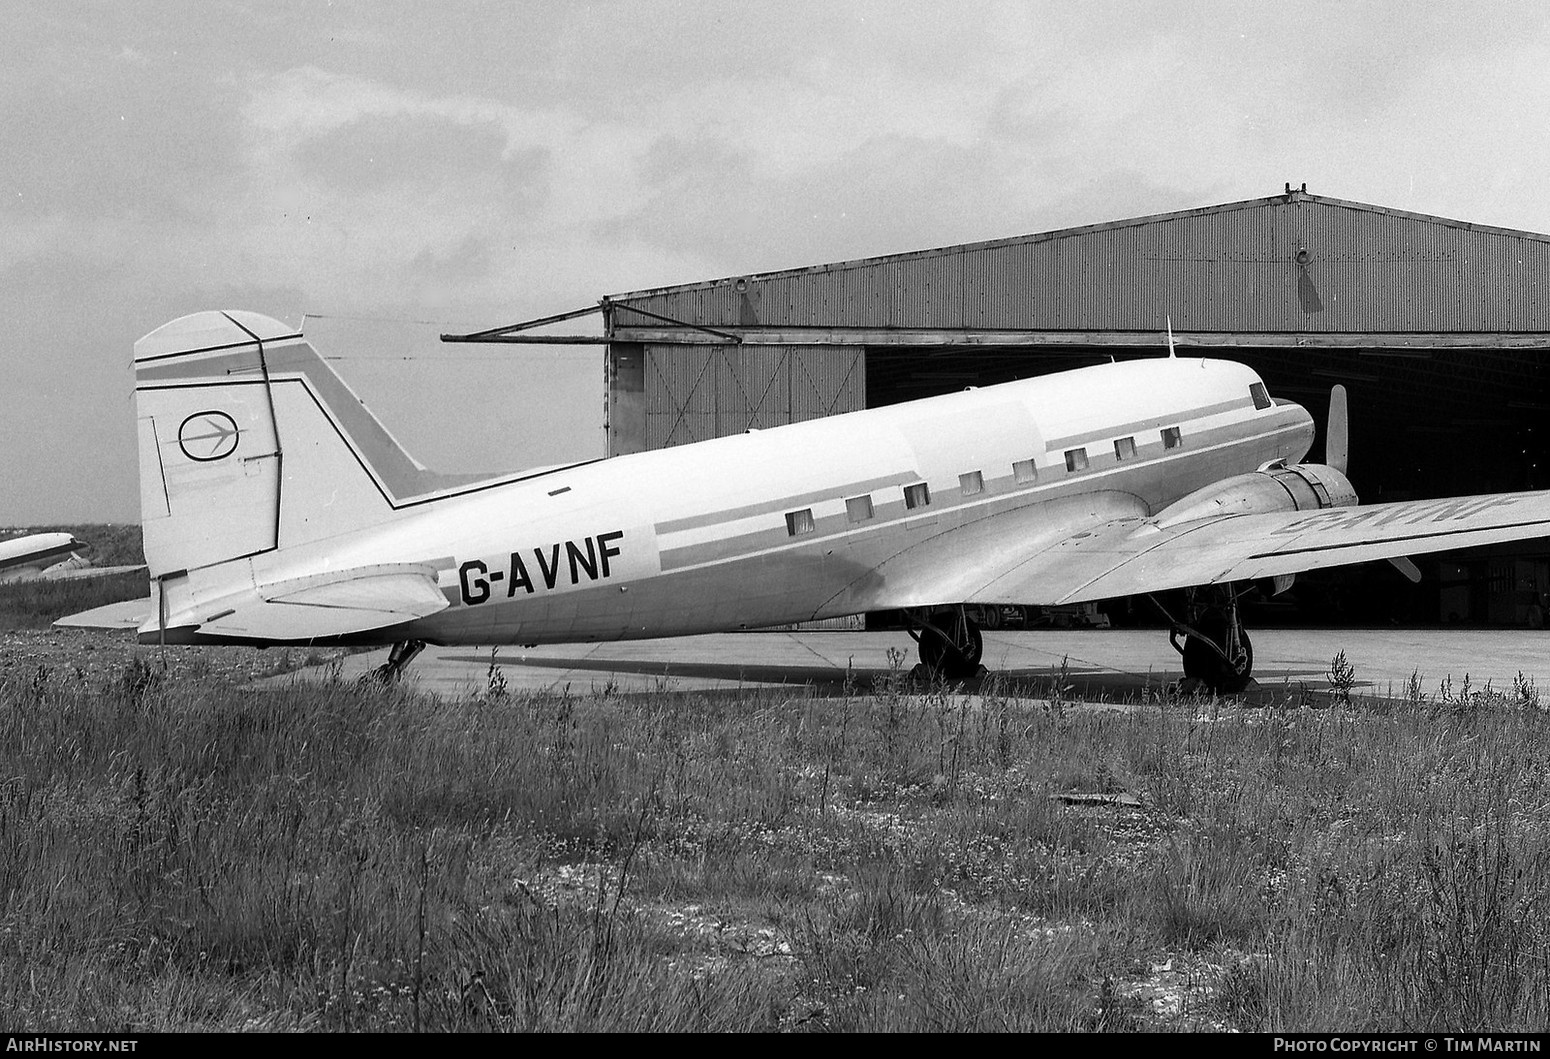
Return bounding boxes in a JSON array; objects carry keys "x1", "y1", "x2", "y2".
[{"x1": 606, "y1": 327, "x2": 1550, "y2": 350}]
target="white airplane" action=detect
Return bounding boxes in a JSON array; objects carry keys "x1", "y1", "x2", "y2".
[
  {"x1": 0, "y1": 532, "x2": 82, "y2": 582},
  {"x1": 0, "y1": 533, "x2": 145, "y2": 585},
  {"x1": 69, "y1": 310, "x2": 1550, "y2": 692}
]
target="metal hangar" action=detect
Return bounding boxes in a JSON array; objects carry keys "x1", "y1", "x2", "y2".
[{"x1": 453, "y1": 188, "x2": 1550, "y2": 625}]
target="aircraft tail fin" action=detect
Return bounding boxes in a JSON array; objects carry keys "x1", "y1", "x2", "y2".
[{"x1": 133, "y1": 311, "x2": 485, "y2": 581}]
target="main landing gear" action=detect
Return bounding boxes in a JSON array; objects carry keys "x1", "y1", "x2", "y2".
[
  {"x1": 1153, "y1": 586, "x2": 1255, "y2": 694},
  {"x1": 363, "y1": 639, "x2": 426, "y2": 684},
  {"x1": 905, "y1": 605, "x2": 985, "y2": 681}
]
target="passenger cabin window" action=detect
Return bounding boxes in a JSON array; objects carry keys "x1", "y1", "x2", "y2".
[
  {"x1": 904, "y1": 482, "x2": 931, "y2": 509},
  {"x1": 785, "y1": 509, "x2": 816, "y2": 536},
  {"x1": 1114, "y1": 437, "x2": 1136, "y2": 461},
  {"x1": 1064, "y1": 448, "x2": 1089, "y2": 472},
  {"x1": 959, "y1": 471, "x2": 984, "y2": 496},
  {"x1": 1012, "y1": 458, "x2": 1038, "y2": 483},
  {"x1": 846, "y1": 495, "x2": 874, "y2": 523},
  {"x1": 1250, "y1": 382, "x2": 1272, "y2": 410},
  {"x1": 1161, "y1": 427, "x2": 1182, "y2": 450}
]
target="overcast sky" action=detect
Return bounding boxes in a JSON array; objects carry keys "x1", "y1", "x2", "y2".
[{"x1": 4, "y1": 0, "x2": 1549, "y2": 524}]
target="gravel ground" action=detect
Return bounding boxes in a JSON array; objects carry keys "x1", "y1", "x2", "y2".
[{"x1": 0, "y1": 627, "x2": 349, "y2": 689}]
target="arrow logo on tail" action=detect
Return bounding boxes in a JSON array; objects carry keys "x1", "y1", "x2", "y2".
[{"x1": 178, "y1": 411, "x2": 241, "y2": 462}]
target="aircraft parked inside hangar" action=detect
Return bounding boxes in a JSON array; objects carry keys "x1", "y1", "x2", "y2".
[{"x1": 64, "y1": 310, "x2": 1550, "y2": 692}]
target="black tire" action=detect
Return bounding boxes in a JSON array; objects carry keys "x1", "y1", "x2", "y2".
[
  {"x1": 1181, "y1": 615, "x2": 1254, "y2": 694},
  {"x1": 919, "y1": 620, "x2": 984, "y2": 680},
  {"x1": 357, "y1": 663, "x2": 399, "y2": 687}
]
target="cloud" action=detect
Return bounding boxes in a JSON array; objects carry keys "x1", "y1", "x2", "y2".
[
  {"x1": 9, "y1": 1, "x2": 1550, "y2": 523},
  {"x1": 0, "y1": 47, "x2": 245, "y2": 222},
  {"x1": 296, "y1": 112, "x2": 515, "y2": 190}
]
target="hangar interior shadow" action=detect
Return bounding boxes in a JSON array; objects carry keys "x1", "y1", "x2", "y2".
[{"x1": 866, "y1": 343, "x2": 1550, "y2": 627}]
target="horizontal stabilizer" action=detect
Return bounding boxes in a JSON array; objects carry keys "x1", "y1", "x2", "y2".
[
  {"x1": 148, "y1": 563, "x2": 450, "y2": 643},
  {"x1": 55, "y1": 598, "x2": 156, "y2": 630},
  {"x1": 32, "y1": 563, "x2": 147, "y2": 583}
]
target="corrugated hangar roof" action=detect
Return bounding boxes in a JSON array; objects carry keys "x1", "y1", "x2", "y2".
[{"x1": 606, "y1": 189, "x2": 1550, "y2": 343}]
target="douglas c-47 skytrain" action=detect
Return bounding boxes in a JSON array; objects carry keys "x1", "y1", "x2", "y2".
[{"x1": 65, "y1": 310, "x2": 1550, "y2": 692}]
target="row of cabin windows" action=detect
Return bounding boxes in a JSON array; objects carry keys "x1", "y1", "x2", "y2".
[
  {"x1": 1065, "y1": 426, "x2": 1184, "y2": 475},
  {"x1": 785, "y1": 425, "x2": 1188, "y2": 535}
]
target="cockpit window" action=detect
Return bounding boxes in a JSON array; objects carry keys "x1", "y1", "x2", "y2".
[{"x1": 1250, "y1": 382, "x2": 1272, "y2": 410}]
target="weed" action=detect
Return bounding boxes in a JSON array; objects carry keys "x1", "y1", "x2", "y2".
[
  {"x1": 1327, "y1": 651, "x2": 1357, "y2": 705},
  {"x1": 484, "y1": 648, "x2": 509, "y2": 701},
  {"x1": 1513, "y1": 672, "x2": 1541, "y2": 710}
]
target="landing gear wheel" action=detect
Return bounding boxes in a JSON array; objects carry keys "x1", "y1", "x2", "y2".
[
  {"x1": 918, "y1": 619, "x2": 983, "y2": 681},
  {"x1": 1181, "y1": 616, "x2": 1253, "y2": 694},
  {"x1": 361, "y1": 639, "x2": 426, "y2": 685}
]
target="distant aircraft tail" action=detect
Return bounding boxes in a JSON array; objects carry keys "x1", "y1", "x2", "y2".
[{"x1": 133, "y1": 310, "x2": 484, "y2": 580}]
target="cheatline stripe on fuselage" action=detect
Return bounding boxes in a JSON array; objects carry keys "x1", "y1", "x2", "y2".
[
  {"x1": 653, "y1": 396, "x2": 1265, "y2": 540},
  {"x1": 653, "y1": 412, "x2": 1304, "y2": 573},
  {"x1": 654, "y1": 471, "x2": 924, "y2": 536},
  {"x1": 1041, "y1": 396, "x2": 1247, "y2": 451},
  {"x1": 137, "y1": 342, "x2": 601, "y2": 509}
]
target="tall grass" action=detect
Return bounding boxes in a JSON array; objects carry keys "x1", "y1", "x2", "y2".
[{"x1": 3, "y1": 654, "x2": 1550, "y2": 1031}]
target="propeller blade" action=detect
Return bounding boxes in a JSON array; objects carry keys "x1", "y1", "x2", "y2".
[
  {"x1": 1388, "y1": 556, "x2": 1422, "y2": 583},
  {"x1": 1327, "y1": 384, "x2": 1348, "y2": 475}
]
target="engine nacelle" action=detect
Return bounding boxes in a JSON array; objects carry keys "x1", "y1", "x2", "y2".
[{"x1": 1149, "y1": 463, "x2": 1358, "y2": 530}]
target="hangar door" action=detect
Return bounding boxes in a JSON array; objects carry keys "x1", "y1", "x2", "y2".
[{"x1": 643, "y1": 344, "x2": 865, "y2": 449}]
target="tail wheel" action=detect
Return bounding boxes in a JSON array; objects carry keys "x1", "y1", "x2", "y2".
[
  {"x1": 1181, "y1": 615, "x2": 1254, "y2": 694},
  {"x1": 360, "y1": 639, "x2": 426, "y2": 685},
  {"x1": 919, "y1": 617, "x2": 983, "y2": 680}
]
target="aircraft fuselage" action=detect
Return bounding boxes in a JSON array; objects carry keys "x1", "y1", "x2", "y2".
[{"x1": 221, "y1": 356, "x2": 1313, "y2": 646}]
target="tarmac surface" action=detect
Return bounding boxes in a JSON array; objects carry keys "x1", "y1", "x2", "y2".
[{"x1": 314, "y1": 627, "x2": 1550, "y2": 703}]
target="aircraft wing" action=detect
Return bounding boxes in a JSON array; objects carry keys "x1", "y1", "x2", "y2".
[{"x1": 949, "y1": 490, "x2": 1550, "y2": 607}]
